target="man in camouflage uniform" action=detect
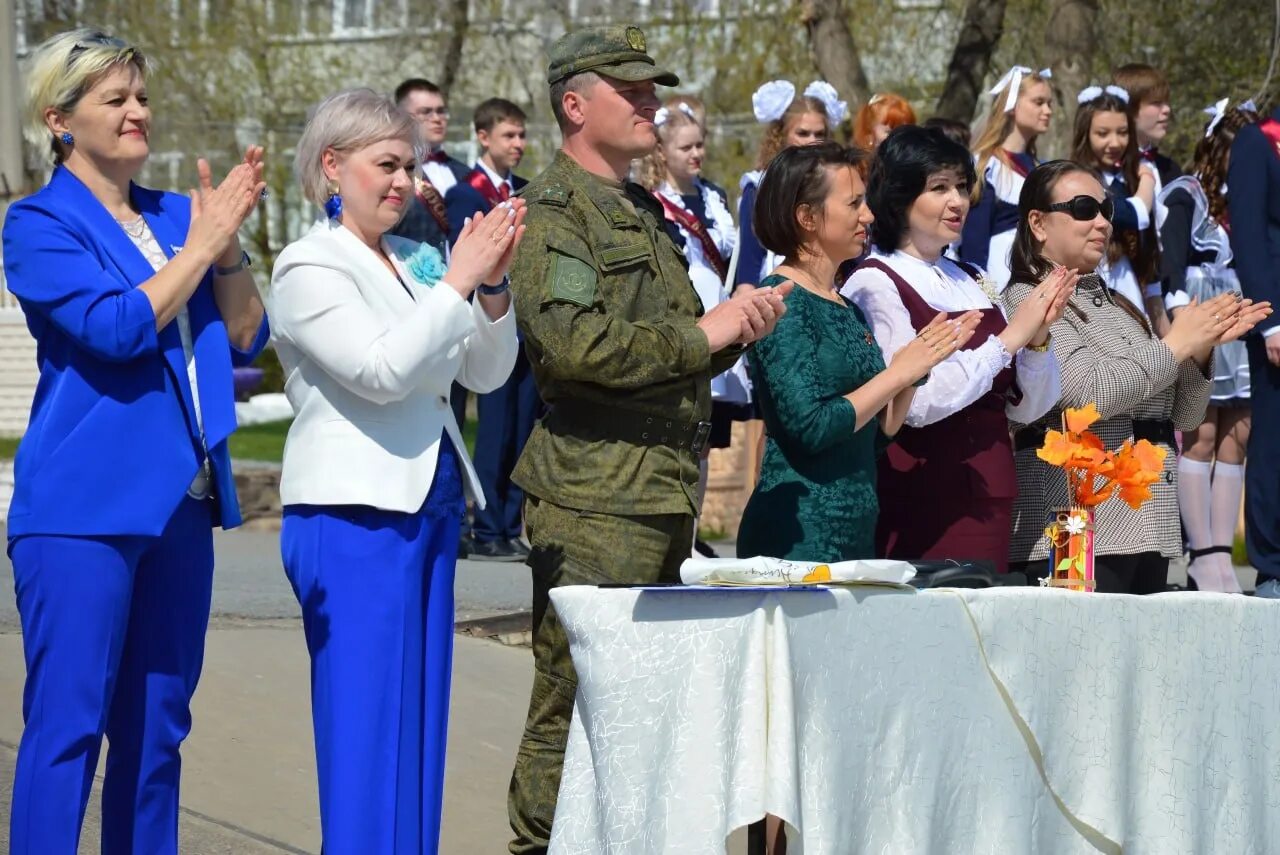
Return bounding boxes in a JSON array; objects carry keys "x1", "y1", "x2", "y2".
[{"x1": 505, "y1": 24, "x2": 791, "y2": 854}]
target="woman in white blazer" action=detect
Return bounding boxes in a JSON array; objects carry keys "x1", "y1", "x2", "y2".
[{"x1": 267, "y1": 88, "x2": 523, "y2": 852}]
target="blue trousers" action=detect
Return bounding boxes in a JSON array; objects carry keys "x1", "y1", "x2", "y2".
[
  {"x1": 282, "y1": 501, "x2": 461, "y2": 854},
  {"x1": 8, "y1": 496, "x2": 215, "y2": 855},
  {"x1": 472, "y1": 350, "x2": 541, "y2": 543}
]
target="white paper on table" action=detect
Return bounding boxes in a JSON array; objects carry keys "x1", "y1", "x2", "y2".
[{"x1": 679, "y1": 555, "x2": 916, "y2": 586}]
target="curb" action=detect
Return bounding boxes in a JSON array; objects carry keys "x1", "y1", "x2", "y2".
[{"x1": 455, "y1": 612, "x2": 532, "y2": 648}]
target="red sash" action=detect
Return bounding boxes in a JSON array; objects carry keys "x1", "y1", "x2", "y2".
[
  {"x1": 654, "y1": 192, "x2": 727, "y2": 282},
  {"x1": 1259, "y1": 119, "x2": 1280, "y2": 159},
  {"x1": 413, "y1": 175, "x2": 449, "y2": 232},
  {"x1": 466, "y1": 168, "x2": 510, "y2": 208},
  {"x1": 1001, "y1": 150, "x2": 1032, "y2": 178}
]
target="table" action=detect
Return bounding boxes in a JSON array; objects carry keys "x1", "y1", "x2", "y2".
[{"x1": 547, "y1": 586, "x2": 1280, "y2": 854}]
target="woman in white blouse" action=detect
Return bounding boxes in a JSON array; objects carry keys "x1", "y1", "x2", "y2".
[
  {"x1": 267, "y1": 89, "x2": 521, "y2": 851},
  {"x1": 843, "y1": 125, "x2": 1071, "y2": 573}
]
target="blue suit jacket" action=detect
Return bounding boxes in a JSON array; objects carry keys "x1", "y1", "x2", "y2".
[
  {"x1": 1228, "y1": 108, "x2": 1280, "y2": 310},
  {"x1": 444, "y1": 166, "x2": 529, "y2": 247},
  {"x1": 2, "y1": 166, "x2": 269, "y2": 539},
  {"x1": 390, "y1": 156, "x2": 472, "y2": 253}
]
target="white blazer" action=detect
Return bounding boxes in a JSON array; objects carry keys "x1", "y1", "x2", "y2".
[{"x1": 267, "y1": 218, "x2": 519, "y2": 513}]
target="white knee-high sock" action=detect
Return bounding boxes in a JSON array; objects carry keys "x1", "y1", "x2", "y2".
[
  {"x1": 1178, "y1": 457, "x2": 1215, "y2": 589},
  {"x1": 1210, "y1": 462, "x2": 1245, "y2": 593}
]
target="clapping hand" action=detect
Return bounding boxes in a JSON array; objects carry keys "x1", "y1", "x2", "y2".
[
  {"x1": 188, "y1": 154, "x2": 266, "y2": 265},
  {"x1": 1215, "y1": 294, "x2": 1272, "y2": 345},
  {"x1": 697, "y1": 281, "x2": 794, "y2": 351},
  {"x1": 1001, "y1": 267, "x2": 1076, "y2": 352},
  {"x1": 890, "y1": 310, "x2": 982, "y2": 385},
  {"x1": 445, "y1": 200, "x2": 528, "y2": 297}
]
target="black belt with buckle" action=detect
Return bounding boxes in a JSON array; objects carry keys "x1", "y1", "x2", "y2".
[
  {"x1": 1014, "y1": 418, "x2": 1176, "y2": 453},
  {"x1": 546, "y1": 401, "x2": 713, "y2": 455}
]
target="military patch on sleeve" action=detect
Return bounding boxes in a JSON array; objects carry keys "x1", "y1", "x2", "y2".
[{"x1": 549, "y1": 252, "x2": 597, "y2": 307}]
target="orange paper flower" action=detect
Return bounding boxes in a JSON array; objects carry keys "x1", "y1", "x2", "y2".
[
  {"x1": 1036, "y1": 404, "x2": 1165, "y2": 514},
  {"x1": 1064, "y1": 403, "x2": 1102, "y2": 434}
]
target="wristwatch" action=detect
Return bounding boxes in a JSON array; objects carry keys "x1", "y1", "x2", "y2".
[
  {"x1": 478, "y1": 278, "x2": 510, "y2": 296},
  {"x1": 214, "y1": 250, "x2": 252, "y2": 276},
  {"x1": 1026, "y1": 334, "x2": 1052, "y2": 353}
]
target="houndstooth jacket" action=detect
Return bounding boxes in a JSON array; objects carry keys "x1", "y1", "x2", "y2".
[{"x1": 1003, "y1": 274, "x2": 1212, "y2": 563}]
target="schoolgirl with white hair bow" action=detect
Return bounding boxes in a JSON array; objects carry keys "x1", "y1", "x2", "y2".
[
  {"x1": 959, "y1": 64, "x2": 1054, "y2": 289},
  {"x1": 1160, "y1": 99, "x2": 1260, "y2": 592},
  {"x1": 733, "y1": 79, "x2": 847, "y2": 287},
  {"x1": 635, "y1": 96, "x2": 750, "y2": 554},
  {"x1": 1070, "y1": 84, "x2": 1160, "y2": 317}
]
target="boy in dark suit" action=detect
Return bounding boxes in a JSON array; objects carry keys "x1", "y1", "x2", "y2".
[
  {"x1": 446, "y1": 99, "x2": 540, "y2": 561},
  {"x1": 1228, "y1": 107, "x2": 1280, "y2": 598}
]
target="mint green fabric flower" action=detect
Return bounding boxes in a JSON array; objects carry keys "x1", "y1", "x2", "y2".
[{"x1": 403, "y1": 243, "x2": 446, "y2": 286}]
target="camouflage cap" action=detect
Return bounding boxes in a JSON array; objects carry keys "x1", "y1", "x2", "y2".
[{"x1": 546, "y1": 25, "x2": 680, "y2": 87}]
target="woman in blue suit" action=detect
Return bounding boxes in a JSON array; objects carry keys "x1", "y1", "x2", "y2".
[{"x1": 2, "y1": 29, "x2": 268, "y2": 853}]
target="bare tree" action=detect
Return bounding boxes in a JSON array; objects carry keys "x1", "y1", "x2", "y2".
[
  {"x1": 1041, "y1": 0, "x2": 1100, "y2": 159},
  {"x1": 439, "y1": 0, "x2": 471, "y2": 97},
  {"x1": 800, "y1": 0, "x2": 870, "y2": 109},
  {"x1": 933, "y1": 0, "x2": 1008, "y2": 123}
]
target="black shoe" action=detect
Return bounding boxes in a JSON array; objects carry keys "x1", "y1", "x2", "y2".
[
  {"x1": 694, "y1": 538, "x2": 719, "y2": 558},
  {"x1": 469, "y1": 538, "x2": 524, "y2": 562},
  {"x1": 506, "y1": 538, "x2": 531, "y2": 559},
  {"x1": 457, "y1": 533, "x2": 473, "y2": 559}
]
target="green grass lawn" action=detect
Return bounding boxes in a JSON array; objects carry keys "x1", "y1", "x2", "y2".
[
  {"x1": 226, "y1": 418, "x2": 478, "y2": 462},
  {"x1": 3, "y1": 418, "x2": 478, "y2": 464}
]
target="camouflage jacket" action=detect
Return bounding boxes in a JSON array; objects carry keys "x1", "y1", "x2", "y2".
[{"x1": 510, "y1": 150, "x2": 743, "y2": 516}]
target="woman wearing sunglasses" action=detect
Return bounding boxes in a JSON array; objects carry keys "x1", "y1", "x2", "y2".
[{"x1": 1003, "y1": 160, "x2": 1271, "y2": 594}]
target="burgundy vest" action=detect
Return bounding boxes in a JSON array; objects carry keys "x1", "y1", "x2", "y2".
[{"x1": 861, "y1": 258, "x2": 1019, "y2": 502}]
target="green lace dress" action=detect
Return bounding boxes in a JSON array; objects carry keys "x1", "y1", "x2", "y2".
[{"x1": 737, "y1": 274, "x2": 888, "y2": 562}]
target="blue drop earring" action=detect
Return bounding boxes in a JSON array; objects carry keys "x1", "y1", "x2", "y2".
[
  {"x1": 323, "y1": 180, "x2": 342, "y2": 219},
  {"x1": 60, "y1": 132, "x2": 74, "y2": 145}
]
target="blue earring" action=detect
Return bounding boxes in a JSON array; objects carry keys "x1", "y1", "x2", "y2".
[
  {"x1": 60, "y1": 132, "x2": 74, "y2": 145},
  {"x1": 323, "y1": 181, "x2": 342, "y2": 219}
]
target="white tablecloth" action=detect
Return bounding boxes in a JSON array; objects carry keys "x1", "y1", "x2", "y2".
[{"x1": 547, "y1": 586, "x2": 1280, "y2": 854}]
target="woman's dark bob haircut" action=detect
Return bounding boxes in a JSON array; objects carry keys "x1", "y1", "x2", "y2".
[
  {"x1": 866, "y1": 124, "x2": 976, "y2": 254},
  {"x1": 753, "y1": 142, "x2": 866, "y2": 259},
  {"x1": 1009, "y1": 159, "x2": 1104, "y2": 286}
]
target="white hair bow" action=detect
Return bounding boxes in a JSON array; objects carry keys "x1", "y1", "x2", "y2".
[
  {"x1": 654, "y1": 101, "x2": 697, "y2": 127},
  {"x1": 803, "y1": 80, "x2": 848, "y2": 126},
  {"x1": 752, "y1": 80, "x2": 796, "y2": 124},
  {"x1": 989, "y1": 65, "x2": 1052, "y2": 113},
  {"x1": 1203, "y1": 97, "x2": 1231, "y2": 138},
  {"x1": 1077, "y1": 85, "x2": 1129, "y2": 105}
]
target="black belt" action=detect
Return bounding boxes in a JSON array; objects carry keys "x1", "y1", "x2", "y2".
[
  {"x1": 1014, "y1": 418, "x2": 1176, "y2": 453},
  {"x1": 545, "y1": 402, "x2": 713, "y2": 455}
]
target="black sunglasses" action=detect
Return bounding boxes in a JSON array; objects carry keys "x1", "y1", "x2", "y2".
[
  {"x1": 1042, "y1": 195, "x2": 1114, "y2": 222},
  {"x1": 67, "y1": 32, "x2": 131, "y2": 65}
]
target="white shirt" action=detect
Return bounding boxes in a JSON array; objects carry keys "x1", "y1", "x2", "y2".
[
  {"x1": 119, "y1": 218, "x2": 204, "y2": 438},
  {"x1": 423, "y1": 150, "x2": 459, "y2": 196},
  {"x1": 841, "y1": 250, "x2": 1060, "y2": 428},
  {"x1": 475, "y1": 159, "x2": 513, "y2": 198}
]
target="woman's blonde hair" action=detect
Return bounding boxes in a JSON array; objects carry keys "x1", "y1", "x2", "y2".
[
  {"x1": 23, "y1": 28, "x2": 151, "y2": 165},
  {"x1": 635, "y1": 97, "x2": 705, "y2": 191},
  {"x1": 971, "y1": 71, "x2": 1051, "y2": 199},
  {"x1": 755, "y1": 96, "x2": 829, "y2": 170},
  {"x1": 294, "y1": 88, "x2": 417, "y2": 207}
]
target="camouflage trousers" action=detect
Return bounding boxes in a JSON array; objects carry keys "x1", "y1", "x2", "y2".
[{"x1": 507, "y1": 494, "x2": 695, "y2": 855}]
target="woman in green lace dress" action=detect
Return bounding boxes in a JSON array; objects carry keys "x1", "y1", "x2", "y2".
[{"x1": 737, "y1": 144, "x2": 980, "y2": 561}]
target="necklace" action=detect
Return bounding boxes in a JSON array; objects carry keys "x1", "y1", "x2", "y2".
[
  {"x1": 781, "y1": 264, "x2": 842, "y2": 304},
  {"x1": 117, "y1": 215, "x2": 147, "y2": 240}
]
